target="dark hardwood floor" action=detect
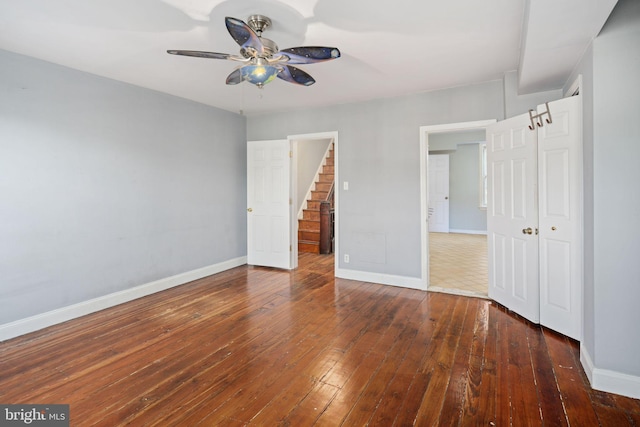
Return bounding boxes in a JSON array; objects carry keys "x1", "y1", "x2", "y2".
[{"x1": 1, "y1": 253, "x2": 639, "y2": 426}]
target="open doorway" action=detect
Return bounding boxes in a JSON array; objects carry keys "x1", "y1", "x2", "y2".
[
  {"x1": 289, "y1": 131, "x2": 339, "y2": 273},
  {"x1": 419, "y1": 120, "x2": 495, "y2": 297}
]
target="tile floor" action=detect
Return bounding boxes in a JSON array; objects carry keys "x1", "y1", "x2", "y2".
[{"x1": 429, "y1": 232, "x2": 488, "y2": 298}]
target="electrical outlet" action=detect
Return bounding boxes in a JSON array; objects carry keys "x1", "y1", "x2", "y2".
[
  {"x1": 344, "y1": 254, "x2": 350, "y2": 263},
  {"x1": 343, "y1": 181, "x2": 349, "y2": 190}
]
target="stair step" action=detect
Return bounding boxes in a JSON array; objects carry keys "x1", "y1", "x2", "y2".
[
  {"x1": 325, "y1": 158, "x2": 334, "y2": 166},
  {"x1": 303, "y1": 209, "x2": 320, "y2": 221},
  {"x1": 315, "y1": 182, "x2": 332, "y2": 192},
  {"x1": 311, "y1": 191, "x2": 328, "y2": 200},
  {"x1": 298, "y1": 219, "x2": 320, "y2": 232},
  {"x1": 306, "y1": 200, "x2": 321, "y2": 210},
  {"x1": 298, "y1": 230, "x2": 320, "y2": 242},
  {"x1": 319, "y1": 173, "x2": 334, "y2": 182},
  {"x1": 298, "y1": 241, "x2": 320, "y2": 254},
  {"x1": 322, "y1": 165, "x2": 334, "y2": 174}
]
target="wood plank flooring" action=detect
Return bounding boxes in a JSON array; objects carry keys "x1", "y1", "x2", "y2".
[{"x1": 1, "y1": 253, "x2": 639, "y2": 426}]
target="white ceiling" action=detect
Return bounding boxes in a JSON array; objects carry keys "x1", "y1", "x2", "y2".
[{"x1": 0, "y1": 0, "x2": 617, "y2": 115}]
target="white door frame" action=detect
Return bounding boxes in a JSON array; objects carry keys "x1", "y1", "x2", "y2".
[
  {"x1": 288, "y1": 131, "x2": 339, "y2": 272},
  {"x1": 419, "y1": 120, "x2": 496, "y2": 289}
]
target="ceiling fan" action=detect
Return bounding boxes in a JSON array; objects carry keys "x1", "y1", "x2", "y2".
[{"x1": 168, "y1": 15, "x2": 341, "y2": 88}]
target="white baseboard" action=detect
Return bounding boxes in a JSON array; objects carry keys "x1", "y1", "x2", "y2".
[
  {"x1": 448, "y1": 229, "x2": 487, "y2": 235},
  {"x1": 581, "y1": 345, "x2": 640, "y2": 399},
  {"x1": 0, "y1": 256, "x2": 247, "y2": 342},
  {"x1": 427, "y1": 286, "x2": 489, "y2": 299},
  {"x1": 335, "y1": 268, "x2": 426, "y2": 291}
]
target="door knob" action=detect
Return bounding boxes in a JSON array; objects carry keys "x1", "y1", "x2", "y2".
[
  {"x1": 247, "y1": 208, "x2": 253, "y2": 212},
  {"x1": 522, "y1": 227, "x2": 533, "y2": 235},
  {"x1": 445, "y1": 196, "x2": 449, "y2": 200},
  {"x1": 551, "y1": 226, "x2": 556, "y2": 231}
]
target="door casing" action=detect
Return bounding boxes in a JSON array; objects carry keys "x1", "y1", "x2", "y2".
[
  {"x1": 288, "y1": 131, "x2": 339, "y2": 272},
  {"x1": 419, "y1": 120, "x2": 497, "y2": 289}
]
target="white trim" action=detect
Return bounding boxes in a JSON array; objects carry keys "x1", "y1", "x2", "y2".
[
  {"x1": 336, "y1": 268, "x2": 426, "y2": 291},
  {"x1": 419, "y1": 120, "x2": 497, "y2": 291},
  {"x1": 428, "y1": 286, "x2": 489, "y2": 299},
  {"x1": 564, "y1": 74, "x2": 583, "y2": 98},
  {"x1": 581, "y1": 346, "x2": 640, "y2": 399},
  {"x1": 479, "y1": 142, "x2": 488, "y2": 208},
  {"x1": 449, "y1": 229, "x2": 488, "y2": 235},
  {"x1": 0, "y1": 256, "x2": 247, "y2": 342}
]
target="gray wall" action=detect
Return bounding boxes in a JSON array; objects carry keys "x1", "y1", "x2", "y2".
[
  {"x1": 591, "y1": 0, "x2": 640, "y2": 377},
  {"x1": 0, "y1": 50, "x2": 247, "y2": 324},
  {"x1": 429, "y1": 130, "x2": 487, "y2": 232},
  {"x1": 504, "y1": 70, "x2": 563, "y2": 118},
  {"x1": 448, "y1": 144, "x2": 487, "y2": 232},
  {"x1": 248, "y1": 81, "x2": 504, "y2": 277},
  {"x1": 429, "y1": 129, "x2": 486, "y2": 151},
  {"x1": 296, "y1": 138, "x2": 332, "y2": 212}
]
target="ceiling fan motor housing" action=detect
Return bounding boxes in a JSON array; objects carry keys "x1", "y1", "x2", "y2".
[{"x1": 247, "y1": 15, "x2": 271, "y2": 35}]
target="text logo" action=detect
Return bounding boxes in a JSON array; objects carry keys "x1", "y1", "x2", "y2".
[{"x1": 0, "y1": 405, "x2": 69, "y2": 426}]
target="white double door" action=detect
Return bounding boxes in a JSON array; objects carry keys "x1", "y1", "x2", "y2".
[{"x1": 487, "y1": 95, "x2": 582, "y2": 341}]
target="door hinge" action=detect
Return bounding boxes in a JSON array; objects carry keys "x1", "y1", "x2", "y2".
[
  {"x1": 289, "y1": 198, "x2": 292, "y2": 205},
  {"x1": 290, "y1": 245, "x2": 292, "y2": 252},
  {"x1": 289, "y1": 151, "x2": 293, "y2": 158}
]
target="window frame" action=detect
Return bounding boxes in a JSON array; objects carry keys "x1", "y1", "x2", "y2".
[{"x1": 479, "y1": 142, "x2": 487, "y2": 209}]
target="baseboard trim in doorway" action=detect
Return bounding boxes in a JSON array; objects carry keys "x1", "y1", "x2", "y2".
[
  {"x1": 0, "y1": 256, "x2": 248, "y2": 342},
  {"x1": 335, "y1": 268, "x2": 426, "y2": 291},
  {"x1": 427, "y1": 285, "x2": 489, "y2": 299},
  {"x1": 448, "y1": 229, "x2": 487, "y2": 235}
]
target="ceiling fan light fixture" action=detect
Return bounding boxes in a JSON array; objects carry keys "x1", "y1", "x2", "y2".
[{"x1": 241, "y1": 59, "x2": 279, "y2": 88}]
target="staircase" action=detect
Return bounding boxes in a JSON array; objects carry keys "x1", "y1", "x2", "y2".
[{"x1": 298, "y1": 145, "x2": 334, "y2": 254}]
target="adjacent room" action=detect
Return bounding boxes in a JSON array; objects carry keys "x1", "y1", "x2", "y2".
[{"x1": 1, "y1": 0, "x2": 639, "y2": 425}]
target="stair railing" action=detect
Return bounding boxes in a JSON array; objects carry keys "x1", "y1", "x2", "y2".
[{"x1": 319, "y1": 181, "x2": 335, "y2": 254}]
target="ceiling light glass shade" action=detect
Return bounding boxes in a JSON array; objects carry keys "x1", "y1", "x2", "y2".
[{"x1": 241, "y1": 62, "x2": 279, "y2": 87}]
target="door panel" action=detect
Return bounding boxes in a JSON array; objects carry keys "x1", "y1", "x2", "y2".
[
  {"x1": 487, "y1": 114, "x2": 540, "y2": 323},
  {"x1": 247, "y1": 139, "x2": 292, "y2": 269},
  {"x1": 491, "y1": 233, "x2": 507, "y2": 290},
  {"x1": 538, "y1": 95, "x2": 582, "y2": 340}
]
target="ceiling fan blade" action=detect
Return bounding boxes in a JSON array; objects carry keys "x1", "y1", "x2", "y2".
[
  {"x1": 167, "y1": 50, "x2": 232, "y2": 60},
  {"x1": 225, "y1": 17, "x2": 264, "y2": 56},
  {"x1": 277, "y1": 65, "x2": 315, "y2": 86},
  {"x1": 278, "y1": 47, "x2": 341, "y2": 64},
  {"x1": 225, "y1": 68, "x2": 243, "y2": 85}
]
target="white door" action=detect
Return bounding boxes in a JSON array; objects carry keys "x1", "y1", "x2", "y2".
[
  {"x1": 487, "y1": 114, "x2": 540, "y2": 323},
  {"x1": 428, "y1": 154, "x2": 450, "y2": 233},
  {"x1": 247, "y1": 139, "x2": 292, "y2": 269},
  {"x1": 538, "y1": 95, "x2": 582, "y2": 340}
]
